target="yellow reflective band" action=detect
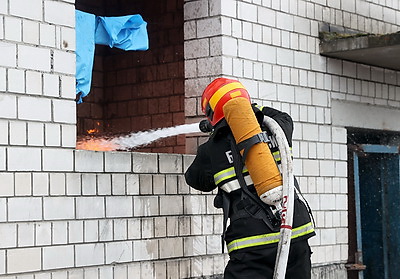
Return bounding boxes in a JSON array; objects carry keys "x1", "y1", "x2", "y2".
[
  {"x1": 209, "y1": 82, "x2": 245, "y2": 109},
  {"x1": 214, "y1": 166, "x2": 249, "y2": 185},
  {"x1": 227, "y1": 222, "x2": 314, "y2": 253},
  {"x1": 255, "y1": 104, "x2": 264, "y2": 111}
]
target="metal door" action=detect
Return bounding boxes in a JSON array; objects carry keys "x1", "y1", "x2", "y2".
[{"x1": 353, "y1": 145, "x2": 400, "y2": 279}]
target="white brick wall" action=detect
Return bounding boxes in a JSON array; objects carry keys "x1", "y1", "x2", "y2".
[{"x1": 0, "y1": 0, "x2": 398, "y2": 278}]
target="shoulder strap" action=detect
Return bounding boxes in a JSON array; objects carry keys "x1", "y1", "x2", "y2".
[{"x1": 227, "y1": 133, "x2": 277, "y2": 231}]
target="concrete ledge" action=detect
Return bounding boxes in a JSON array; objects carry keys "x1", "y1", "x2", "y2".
[{"x1": 320, "y1": 31, "x2": 400, "y2": 71}]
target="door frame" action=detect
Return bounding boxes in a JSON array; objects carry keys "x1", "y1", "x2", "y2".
[{"x1": 353, "y1": 144, "x2": 399, "y2": 279}]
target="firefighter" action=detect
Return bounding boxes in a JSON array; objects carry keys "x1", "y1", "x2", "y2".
[{"x1": 185, "y1": 78, "x2": 315, "y2": 279}]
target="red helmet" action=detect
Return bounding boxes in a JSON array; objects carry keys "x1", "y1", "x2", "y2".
[{"x1": 201, "y1": 78, "x2": 251, "y2": 126}]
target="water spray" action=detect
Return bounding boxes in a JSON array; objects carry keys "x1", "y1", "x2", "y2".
[{"x1": 76, "y1": 122, "x2": 202, "y2": 151}]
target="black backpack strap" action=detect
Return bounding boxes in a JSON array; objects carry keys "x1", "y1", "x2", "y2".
[
  {"x1": 236, "y1": 131, "x2": 270, "y2": 162},
  {"x1": 227, "y1": 133, "x2": 277, "y2": 231}
]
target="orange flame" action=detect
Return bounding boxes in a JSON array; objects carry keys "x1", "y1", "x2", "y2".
[
  {"x1": 76, "y1": 138, "x2": 118, "y2": 151},
  {"x1": 87, "y1": 128, "x2": 99, "y2": 135}
]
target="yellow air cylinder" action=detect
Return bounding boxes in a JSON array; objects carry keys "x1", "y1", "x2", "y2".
[{"x1": 223, "y1": 97, "x2": 282, "y2": 197}]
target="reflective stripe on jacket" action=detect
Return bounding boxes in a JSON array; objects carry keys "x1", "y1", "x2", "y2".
[{"x1": 227, "y1": 222, "x2": 315, "y2": 253}]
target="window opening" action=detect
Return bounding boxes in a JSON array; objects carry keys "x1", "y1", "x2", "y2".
[{"x1": 75, "y1": 0, "x2": 186, "y2": 153}]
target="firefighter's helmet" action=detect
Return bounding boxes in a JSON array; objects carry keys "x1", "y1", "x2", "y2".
[{"x1": 201, "y1": 78, "x2": 251, "y2": 126}]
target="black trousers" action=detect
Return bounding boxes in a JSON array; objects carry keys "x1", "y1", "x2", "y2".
[{"x1": 224, "y1": 240, "x2": 312, "y2": 279}]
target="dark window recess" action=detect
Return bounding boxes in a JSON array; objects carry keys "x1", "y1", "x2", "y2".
[{"x1": 75, "y1": 0, "x2": 185, "y2": 153}]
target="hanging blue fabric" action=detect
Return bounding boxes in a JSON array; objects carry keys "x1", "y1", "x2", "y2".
[
  {"x1": 75, "y1": 10, "x2": 149, "y2": 104},
  {"x1": 75, "y1": 10, "x2": 96, "y2": 104},
  {"x1": 95, "y1": 14, "x2": 149, "y2": 51}
]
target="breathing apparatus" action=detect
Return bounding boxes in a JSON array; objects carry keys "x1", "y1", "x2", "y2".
[{"x1": 200, "y1": 78, "x2": 283, "y2": 208}]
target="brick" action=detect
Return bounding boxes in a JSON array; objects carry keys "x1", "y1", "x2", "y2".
[
  {"x1": 44, "y1": 197, "x2": 74, "y2": 220},
  {"x1": 53, "y1": 100, "x2": 76, "y2": 124},
  {"x1": 0, "y1": 223, "x2": 17, "y2": 247},
  {"x1": 76, "y1": 197, "x2": 105, "y2": 219},
  {"x1": 61, "y1": 75, "x2": 76, "y2": 99},
  {"x1": 126, "y1": 174, "x2": 139, "y2": 195},
  {"x1": 132, "y1": 152, "x2": 158, "y2": 173},
  {"x1": 97, "y1": 174, "x2": 111, "y2": 195},
  {"x1": 105, "y1": 241, "x2": 133, "y2": 264},
  {"x1": 26, "y1": 71, "x2": 42, "y2": 95},
  {"x1": 18, "y1": 96, "x2": 51, "y2": 121},
  {"x1": 66, "y1": 173, "x2": 81, "y2": 195},
  {"x1": 22, "y1": 19, "x2": 40, "y2": 45},
  {"x1": 35, "y1": 222, "x2": 51, "y2": 246},
  {"x1": 75, "y1": 150, "x2": 104, "y2": 172},
  {"x1": 27, "y1": 122, "x2": 44, "y2": 146},
  {"x1": 53, "y1": 50, "x2": 75, "y2": 75},
  {"x1": 43, "y1": 148, "x2": 73, "y2": 171},
  {"x1": 0, "y1": 250, "x2": 4, "y2": 274},
  {"x1": 8, "y1": 68, "x2": 24, "y2": 93},
  {"x1": 134, "y1": 196, "x2": 159, "y2": 217},
  {"x1": 9, "y1": 121, "x2": 26, "y2": 146},
  {"x1": 160, "y1": 196, "x2": 183, "y2": 215},
  {"x1": 0, "y1": 67, "x2": 5, "y2": 91},
  {"x1": 160, "y1": 237, "x2": 183, "y2": 259},
  {"x1": 0, "y1": 42, "x2": 16, "y2": 67},
  {"x1": 10, "y1": 0, "x2": 42, "y2": 21},
  {"x1": 197, "y1": 17, "x2": 221, "y2": 38},
  {"x1": 61, "y1": 26, "x2": 75, "y2": 51},
  {"x1": 75, "y1": 243, "x2": 105, "y2": 267},
  {"x1": 113, "y1": 219, "x2": 127, "y2": 240},
  {"x1": 40, "y1": 23, "x2": 56, "y2": 47},
  {"x1": 0, "y1": 94, "x2": 17, "y2": 119},
  {"x1": 43, "y1": 73, "x2": 59, "y2": 97},
  {"x1": 44, "y1": 1, "x2": 75, "y2": 27},
  {"x1": 111, "y1": 174, "x2": 125, "y2": 195},
  {"x1": 52, "y1": 221, "x2": 68, "y2": 244},
  {"x1": 238, "y1": 40, "x2": 257, "y2": 60},
  {"x1": 7, "y1": 247, "x2": 41, "y2": 273},
  {"x1": 4, "y1": 16, "x2": 21, "y2": 42},
  {"x1": 32, "y1": 173, "x2": 49, "y2": 196},
  {"x1": 184, "y1": 1, "x2": 208, "y2": 20},
  {"x1": 8, "y1": 147, "x2": 41, "y2": 171},
  {"x1": 106, "y1": 197, "x2": 133, "y2": 218},
  {"x1": 0, "y1": 198, "x2": 5, "y2": 222},
  {"x1": 84, "y1": 220, "x2": 98, "y2": 242},
  {"x1": 18, "y1": 45, "x2": 51, "y2": 72},
  {"x1": 184, "y1": 39, "x2": 209, "y2": 59},
  {"x1": 133, "y1": 239, "x2": 158, "y2": 261},
  {"x1": 48, "y1": 173, "x2": 65, "y2": 196},
  {"x1": 0, "y1": 173, "x2": 14, "y2": 196},
  {"x1": 61, "y1": 124, "x2": 76, "y2": 148},
  {"x1": 17, "y1": 223, "x2": 35, "y2": 247},
  {"x1": 45, "y1": 123, "x2": 61, "y2": 147},
  {"x1": 81, "y1": 174, "x2": 96, "y2": 195},
  {"x1": 159, "y1": 154, "x2": 183, "y2": 173},
  {"x1": 8, "y1": 197, "x2": 42, "y2": 221},
  {"x1": 43, "y1": 245, "x2": 74, "y2": 270},
  {"x1": 294, "y1": 51, "x2": 311, "y2": 70},
  {"x1": 105, "y1": 152, "x2": 131, "y2": 172},
  {"x1": 14, "y1": 173, "x2": 31, "y2": 196},
  {"x1": 68, "y1": 220, "x2": 83, "y2": 243}
]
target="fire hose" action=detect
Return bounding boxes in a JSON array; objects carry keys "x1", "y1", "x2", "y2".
[{"x1": 263, "y1": 116, "x2": 294, "y2": 279}]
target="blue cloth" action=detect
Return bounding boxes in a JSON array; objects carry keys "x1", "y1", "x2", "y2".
[
  {"x1": 95, "y1": 14, "x2": 148, "y2": 51},
  {"x1": 75, "y1": 10, "x2": 149, "y2": 103},
  {"x1": 75, "y1": 10, "x2": 96, "y2": 104}
]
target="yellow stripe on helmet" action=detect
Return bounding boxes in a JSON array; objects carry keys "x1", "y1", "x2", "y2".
[{"x1": 209, "y1": 82, "x2": 245, "y2": 110}]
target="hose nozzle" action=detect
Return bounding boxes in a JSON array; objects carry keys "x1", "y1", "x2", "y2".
[{"x1": 199, "y1": 119, "x2": 213, "y2": 133}]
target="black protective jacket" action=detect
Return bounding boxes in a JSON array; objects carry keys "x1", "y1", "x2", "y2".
[{"x1": 185, "y1": 104, "x2": 315, "y2": 254}]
